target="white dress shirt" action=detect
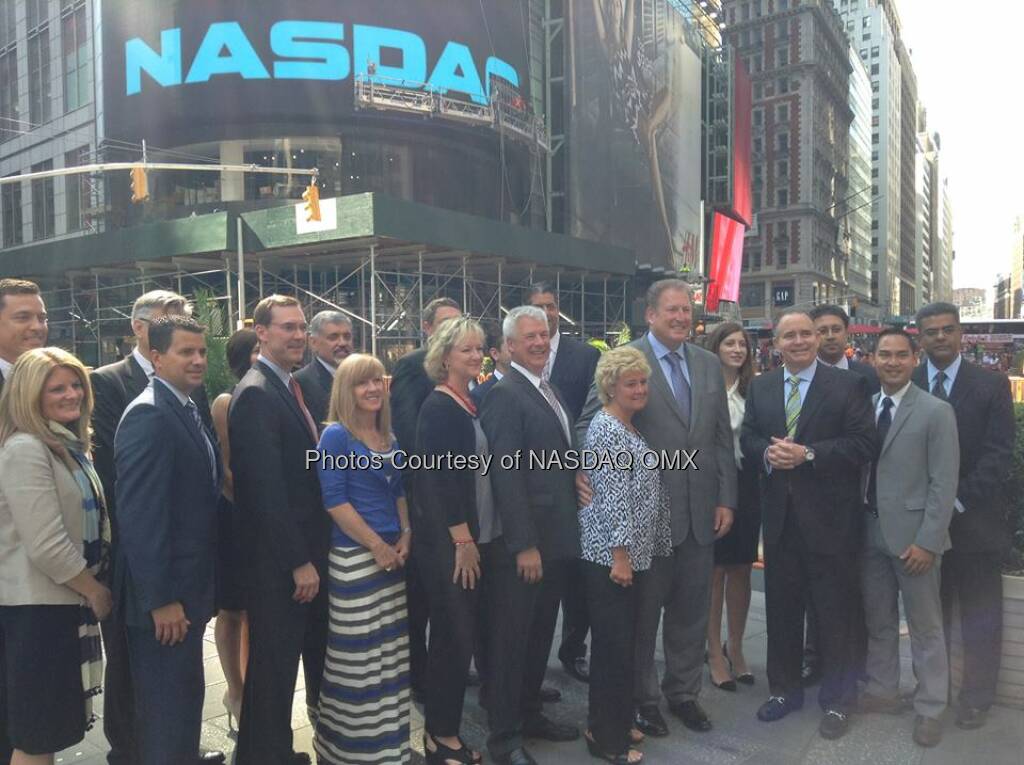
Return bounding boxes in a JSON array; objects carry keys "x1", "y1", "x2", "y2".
[
  {"x1": 925, "y1": 354, "x2": 962, "y2": 398},
  {"x1": 726, "y1": 380, "x2": 745, "y2": 468},
  {"x1": 511, "y1": 360, "x2": 570, "y2": 439},
  {"x1": 819, "y1": 355, "x2": 849, "y2": 370},
  {"x1": 317, "y1": 356, "x2": 337, "y2": 377},
  {"x1": 132, "y1": 347, "x2": 154, "y2": 378},
  {"x1": 257, "y1": 353, "x2": 292, "y2": 387},
  {"x1": 0, "y1": 356, "x2": 12, "y2": 381}
]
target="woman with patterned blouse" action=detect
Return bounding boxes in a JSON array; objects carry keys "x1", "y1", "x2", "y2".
[{"x1": 578, "y1": 346, "x2": 671, "y2": 765}]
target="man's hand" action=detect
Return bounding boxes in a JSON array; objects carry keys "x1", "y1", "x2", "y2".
[
  {"x1": 576, "y1": 472, "x2": 593, "y2": 508},
  {"x1": 394, "y1": 530, "x2": 412, "y2": 565},
  {"x1": 516, "y1": 547, "x2": 543, "y2": 584},
  {"x1": 713, "y1": 506, "x2": 735, "y2": 539},
  {"x1": 900, "y1": 544, "x2": 935, "y2": 576},
  {"x1": 292, "y1": 562, "x2": 320, "y2": 603},
  {"x1": 766, "y1": 437, "x2": 808, "y2": 470},
  {"x1": 151, "y1": 602, "x2": 190, "y2": 646}
]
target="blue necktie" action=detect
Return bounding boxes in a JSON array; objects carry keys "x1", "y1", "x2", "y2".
[{"x1": 664, "y1": 351, "x2": 691, "y2": 425}]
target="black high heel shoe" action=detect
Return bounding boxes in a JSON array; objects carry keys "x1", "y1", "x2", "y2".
[
  {"x1": 424, "y1": 734, "x2": 482, "y2": 765},
  {"x1": 724, "y1": 643, "x2": 755, "y2": 685},
  {"x1": 584, "y1": 731, "x2": 643, "y2": 764}
]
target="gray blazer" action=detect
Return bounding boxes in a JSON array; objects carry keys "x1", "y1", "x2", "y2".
[
  {"x1": 578, "y1": 334, "x2": 737, "y2": 547},
  {"x1": 0, "y1": 433, "x2": 88, "y2": 606},
  {"x1": 870, "y1": 384, "x2": 959, "y2": 556}
]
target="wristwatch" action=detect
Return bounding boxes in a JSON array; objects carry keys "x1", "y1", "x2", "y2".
[{"x1": 804, "y1": 446, "x2": 816, "y2": 462}]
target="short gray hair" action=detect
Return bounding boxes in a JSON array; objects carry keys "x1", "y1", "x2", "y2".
[
  {"x1": 773, "y1": 309, "x2": 813, "y2": 338},
  {"x1": 131, "y1": 290, "x2": 189, "y2": 322},
  {"x1": 503, "y1": 306, "x2": 548, "y2": 341},
  {"x1": 645, "y1": 279, "x2": 692, "y2": 310},
  {"x1": 309, "y1": 310, "x2": 351, "y2": 336}
]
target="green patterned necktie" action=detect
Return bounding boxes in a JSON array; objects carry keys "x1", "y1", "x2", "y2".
[{"x1": 785, "y1": 375, "x2": 802, "y2": 437}]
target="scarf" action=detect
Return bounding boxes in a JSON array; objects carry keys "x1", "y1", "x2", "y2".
[{"x1": 49, "y1": 421, "x2": 110, "y2": 731}]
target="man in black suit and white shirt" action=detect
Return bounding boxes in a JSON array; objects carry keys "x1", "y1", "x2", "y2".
[
  {"x1": 741, "y1": 310, "x2": 876, "y2": 740},
  {"x1": 470, "y1": 321, "x2": 512, "y2": 407},
  {"x1": 912, "y1": 302, "x2": 1015, "y2": 730},
  {"x1": 0, "y1": 278, "x2": 48, "y2": 765},
  {"x1": 481, "y1": 306, "x2": 582, "y2": 765},
  {"x1": 527, "y1": 283, "x2": 600, "y2": 683},
  {"x1": 230, "y1": 295, "x2": 329, "y2": 765},
  {"x1": 90, "y1": 289, "x2": 220, "y2": 765},
  {"x1": 294, "y1": 310, "x2": 353, "y2": 429}
]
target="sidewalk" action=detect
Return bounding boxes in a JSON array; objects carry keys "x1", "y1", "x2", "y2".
[{"x1": 59, "y1": 591, "x2": 1024, "y2": 764}]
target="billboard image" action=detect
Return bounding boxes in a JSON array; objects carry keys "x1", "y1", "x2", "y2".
[
  {"x1": 731, "y1": 55, "x2": 753, "y2": 227},
  {"x1": 101, "y1": 0, "x2": 530, "y2": 146},
  {"x1": 569, "y1": 0, "x2": 703, "y2": 272},
  {"x1": 705, "y1": 212, "x2": 744, "y2": 312}
]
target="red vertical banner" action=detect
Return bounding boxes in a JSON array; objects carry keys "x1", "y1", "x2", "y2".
[
  {"x1": 732, "y1": 55, "x2": 753, "y2": 227},
  {"x1": 706, "y1": 213, "x2": 745, "y2": 312}
]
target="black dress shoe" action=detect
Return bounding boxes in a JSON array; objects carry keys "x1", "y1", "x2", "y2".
[
  {"x1": 818, "y1": 709, "x2": 850, "y2": 740},
  {"x1": 955, "y1": 705, "x2": 988, "y2": 730},
  {"x1": 801, "y1": 660, "x2": 822, "y2": 687},
  {"x1": 288, "y1": 754, "x2": 312, "y2": 765},
  {"x1": 633, "y1": 705, "x2": 669, "y2": 737},
  {"x1": 197, "y1": 750, "x2": 226, "y2": 764},
  {"x1": 539, "y1": 685, "x2": 562, "y2": 703},
  {"x1": 492, "y1": 747, "x2": 537, "y2": 765},
  {"x1": 668, "y1": 700, "x2": 712, "y2": 732},
  {"x1": 756, "y1": 695, "x2": 803, "y2": 722},
  {"x1": 523, "y1": 713, "x2": 580, "y2": 742},
  {"x1": 561, "y1": 656, "x2": 590, "y2": 683}
]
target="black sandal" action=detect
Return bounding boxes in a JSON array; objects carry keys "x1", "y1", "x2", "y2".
[
  {"x1": 584, "y1": 731, "x2": 643, "y2": 764},
  {"x1": 424, "y1": 734, "x2": 483, "y2": 765}
]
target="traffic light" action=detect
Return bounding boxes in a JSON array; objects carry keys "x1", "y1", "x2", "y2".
[
  {"x1": 302, "y1": 182, "x2": 321, "y2": 222},
  {"x1": 130, "y1": 166, "x2": 149, "y2": 203}
]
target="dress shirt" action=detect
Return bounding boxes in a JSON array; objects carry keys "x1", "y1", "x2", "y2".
[
  {"x1": 0, "y1": 356, "x2": 12, "y2": 380},
  {"x1": 646, "y1": 332, "x2": 691, "y2": 398},
  {"x1": 257, "y1": 353, "x2": 292, "y2": 387},
  {"x1": 764, "y1": 360, "x2": 817, "y2": 473},
  {"x1": 726, "y1": 380, "x2": 745, "y2": 468},
  {"x1": 153, "y1": 377, "x2": 217, "y2": 486},
  {"x1": 926, "y1": 354, "x2": 962, "y2": 399},
  {"x1": 316, "y1": 356, "x2": 337, "y2": 378},
  {"x1": 492, "y1": 368, "x2": 505, "y2": 382},
  {"x1": 511, "y1": 361, "x2": 571, "y2": 438},
  {"x1": 875, "y1": 380, "x2": 912, "y2": 421},
  {"x1": 819, "y1": 355, "x2": 849, "y2": 370},
  {"x1": 132, "y1": 347, "x2": 154, "y2": 378},
  {"x1": 542, "y1": 331, "x2": 561, "y2": 380}
]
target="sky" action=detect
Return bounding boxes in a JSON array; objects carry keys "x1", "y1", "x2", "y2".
[{"x1": 896, "y1": 0, "x2": 1024, "y2": 292}]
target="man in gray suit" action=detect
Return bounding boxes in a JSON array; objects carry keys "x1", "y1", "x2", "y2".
[
  {"x1": 859, "y1": 328, "x2": 958, "y2": 748},
  {"x1": 578, "y1": 279, "x2": 737, "y2": 736}
]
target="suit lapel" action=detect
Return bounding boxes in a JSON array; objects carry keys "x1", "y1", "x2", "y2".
[
  {"x1": 639, "y1": 336, "x2": 688, "y2": 431},
  {"x1": 510, "y1": 368, "x2": 570, "y2": 446},
  {"x1": 316, "y1": 359, "x2": 335, "y2": 391},
  {"x1": 259, "y1": 361, "x2": 316, "y2": 444},
  {"x1": 881, "y1": 385, "x2": 916, "y2": 456},
  {"x1": 156, "y1": 379, "x2": 208, "y2": 457},
  {"x1": 911, "y1": 363, "x2": 928, "y2": 392},
  {"x1": 947, "y1": 361, "x2": 969, "y2": 408},
  {"x1": 125, "y1": 354, "x2": 151, "y2": 398},
  {"x1": 793, "y1": 366, "x2": 828, "y2": 442}
]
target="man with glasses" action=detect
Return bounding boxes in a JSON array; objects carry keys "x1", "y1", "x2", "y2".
[
  {"x1": 912, "y1": 302, "x2": 1015, "y2": 731},
  {"x1": 230, "y1": 295, "x2": 328, "y2": 765},
  {"x1": 295, "y1": 310, "x2": 354, "y2": 429}
]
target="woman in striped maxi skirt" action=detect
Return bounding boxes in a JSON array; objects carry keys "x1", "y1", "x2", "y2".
[{"x1": 313, "y1": 354, "x2": 412, "y2": 764}]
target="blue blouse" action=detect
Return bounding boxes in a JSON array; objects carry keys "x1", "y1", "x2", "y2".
[{"x1": 317, "y1": 424, "x2": 405, "y2": 548}]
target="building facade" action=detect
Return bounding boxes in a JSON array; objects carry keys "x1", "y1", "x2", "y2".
[
  {"x1": 843, "y1": 43, "x2": 873, "y2": 311},
  {"x1": 952, "y1": 286, "x2": 988, "y2": 320}
]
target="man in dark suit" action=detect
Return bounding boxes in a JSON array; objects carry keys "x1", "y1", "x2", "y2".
[
  {"x1": 230, "y1": 295, "x2": 329, "y2": 765},
  {"x1": 471, "y1": 321, "x2": 512, "y2": 407},
  {"x1": 912, "y1": 301, "x2": 1015, "y2": 730},
  {"x1": 527, "y1": 284, "x2": 600, "y2": 683},
  {"x1": 113, "y1": 316, "x2": 221, "y2": 765},
  {"x1": 741, "y1": 310, "x2": 876, "y2": 740},
  {"x1": 481, "y1": 305, "x2": 582, "y2": 765},
  {"x1": 90, "y1": 290, "x2": 220, "y2": 765},
  {"x1": 803, "y1": 304, "x2": 879, "y2": 685},
  {"x1": 0, "y1": 278, "x2": 48, "y2": 765},
  {"x1": 389, "y1": 296, "x2": 461, "y2": 700},
  {"x1": 294, "y1": 310, "x2": 353, "y2": 429}
]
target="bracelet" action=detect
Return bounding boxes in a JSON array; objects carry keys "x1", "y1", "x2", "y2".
[
  {"x1": 401, "y1": 527, "x2": 412, "y2": 535},
  {"x1": 453, "y1": 538, "x2": 475, "y2": 546}
]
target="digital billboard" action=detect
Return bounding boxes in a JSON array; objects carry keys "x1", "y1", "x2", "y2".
[
  {"x1": 731, "y1": 55, "x2": 753, "y2": 227},
  {"x1": 705, "y1": 212, "x2": 744, "y2": 312},
  {"x1": 568, "y1": 0, "x2": 703, "y2": 272},
  {"x1": 101, "y1": 0, "x2": 530, "y2": 146}
]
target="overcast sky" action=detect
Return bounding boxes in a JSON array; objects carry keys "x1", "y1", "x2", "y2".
[{"x1": 896, "y1": 0, "x2": 1024, "y2": 292}]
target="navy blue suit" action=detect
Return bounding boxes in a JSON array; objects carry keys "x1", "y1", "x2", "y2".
[
  {"x1": 114, "y1": 379, "x2": 221, "y2": 765},
  {"x1": 470, "y1": 374, "x2": 500, "y2": 407}
]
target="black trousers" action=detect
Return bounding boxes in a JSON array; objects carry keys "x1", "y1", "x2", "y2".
[
  {"x1": 585, "y1": 561, "x2": 642, "y2": 756},
  {"x1": 805, "y1": 577, "x2": 868, "y2": 674},
  {"x1": 406, "y1": 491, "x2": 430, "y2": 695},
  {"x1": 235, "y1": 562, "x2": 328, "y2": 765},
  {"x1": 419, "y1": 540, "x2": 482, "y2": 736},
  {"x1": 0, "y1": 622, "x2": 10, "y2": 764},
  {"x1": 559, "y1": 560, "x2": 590, "y2": 663},
  {"x1": 764, "y1": 515, "x2": 859, "y2": 711},
  {"x1": 100, "y1": 605, "x2": 139, "y2": 765},
  {"x1": 941, "y1": 549, "x2": 1004, "y2": 709},
  {"x1": 483, "y1": 542, "x2": 567, "y2": 758}
]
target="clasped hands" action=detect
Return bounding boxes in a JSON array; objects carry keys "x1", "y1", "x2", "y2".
[{"x1": 766, "y1": 436, "x2": 810, "y2": 470}]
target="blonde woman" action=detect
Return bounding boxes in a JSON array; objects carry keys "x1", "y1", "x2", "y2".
[
  {"x1": 0, "y1": 348, "x2": 111, "y2": 765},
  {"x1": 312, "y1": 354, "x2": 411, "y2": 765}
]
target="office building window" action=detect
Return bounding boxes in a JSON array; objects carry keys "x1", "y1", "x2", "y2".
[
  {"x1": 776, "y1": 159, "x2": 789, "y2": 177},
  {"x1": 31, "y1": 160, "x2": 55, "y2": 241},
  {"x1": 2, "y1": 173, "x2": 22, "y2": 246},
  {"x1": 776, "y1": 103, "x2": 789, "y2": 122},
  {"x1": 62, "y1": 0, "x2": 91, "y2": 112},
  {"x1": 862, "y1": 16, "x2": 870, "y2": 28},
  {"x1": 777, "y1": 248, "x2": 788, "y2": 268},
  {"x1": 777, "y1": 189, "x2": 789, "y2": 207},
  {"x1": 753, "y1": 108, "x2": 764, "y2": 126},
  {"x1": 871, "y1": 46, "x2": 879, "y2": 57},
  {"x1": 777, "y1": 48, "x2": 789, "y2": 67},
  {"x1": 778, "y1": 77, "x2": 789, "y2": 94},
  {"x1": 777, "y1": 132, "x2": 789, "y2": 152},
  {"x1": 872, "y1": 133, "x2": 879, "y2": 144},
  {"x1": 65, "y1": 145, "x2": 89, "y2": 232},
  {"x1": 0, "y1": 47, "x2": 17, "y2": 143},
  {"x1": 871, "y1": 63, "x2": 879, "y2": 75},
  {"x1": 28, "y1": 28, "x2": 52, "y2": 125}
]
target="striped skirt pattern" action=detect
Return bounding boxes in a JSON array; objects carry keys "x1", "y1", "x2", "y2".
[{"x1": 313, "y1": 546, "x2": 411, "y2": 765}]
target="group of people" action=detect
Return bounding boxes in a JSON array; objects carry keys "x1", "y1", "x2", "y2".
[{"x1": 0, "y1": 274, "x2": 1014, "y2": 765}]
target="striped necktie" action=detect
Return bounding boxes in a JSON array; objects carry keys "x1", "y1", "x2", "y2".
[
  {"x1": 931, "y1": 370, "x2": 948, "y2": 401},
  {"x1": 785, "y1": 375, "x2": 802, "y2": 437}
]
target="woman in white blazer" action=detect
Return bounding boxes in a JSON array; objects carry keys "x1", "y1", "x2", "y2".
[{"x1": 0, "y1": 347, "x2": 111, "y2": 764}]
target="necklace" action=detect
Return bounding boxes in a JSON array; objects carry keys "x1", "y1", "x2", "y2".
[{"x1": 442, "y1": 383, "x2": 477, "y2": 416}]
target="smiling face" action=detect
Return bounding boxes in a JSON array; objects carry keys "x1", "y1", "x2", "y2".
[
  {"x1": 353, "y1": 373, "x2": 385, "y2": 415},
  {"x1": 310, "y1": 321, "x2": 353, "y2": 368},
  {"x1": 610, "y1": 369, "x2": 648, "y2": 415},
  {"x1": 445, "y1": 330, "x2": 485, "y2": 384},
  {"x1": 152, "y1": 328, "x2": 208, "y2": 393},
  {"x1": 0, "y1": 293, "x2": 48, "y2": 364},
  {"x1": 874, "y1": 333, "x2": 916, "y2": 393},
  {"x1": 917, "y1": 312, "x2": 961, "y2": 369},
  {"x1": 646, "y1": 287, "x2": 692, "y2": 349},
  {"x1": 813, "y1": 313, "x2": 848, "y2": 365},
  {"x1": 718, "y1": 330, "x2": 748, "y2": 372},
  {"x1": 255, "y1": 304, "x2": 308, "y2": 369},
  {"x1": 41, "y1": 365, "x2": 85, "y2": 424},
  {"x1": 774, "y1": 313, "x2": 820, "y2": 372},
  {"x1": 507, "y1": 315, "x2": 550, "y2": 377}
]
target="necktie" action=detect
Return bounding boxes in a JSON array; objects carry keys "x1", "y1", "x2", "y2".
[
  {"x1": 289, "y1": 377, "x2": 319, "y2": 440},
  {"x1": 664, "y1": 351, "x2": 691, "y2": 425},
  {"x1": 785, "y1": 375, "x2": 801, "y2": 438},
  {"x1": 866, "y1": 396, "x2": 894, "y2": 514},
  {"x1": 931, "y1": 370, "x2": 948, "y2": 401},
  {"x1": 538, "y1": 378, "x2": 571, "y2": 442},
  {"x1": 186, "y1": 400, "x2": 218, "y2": 487}
]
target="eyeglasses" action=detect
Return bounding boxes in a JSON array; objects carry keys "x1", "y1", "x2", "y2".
[
  {"x1": 922, "y1": 325, "x2": 958, "y2": 338},
  {"x1": 270, "y1": 322, "x2": 308, "y2": 334}
]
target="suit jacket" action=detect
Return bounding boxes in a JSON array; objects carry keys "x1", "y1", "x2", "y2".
[
  {"x1": 549, "y1": 335, "x2": 600, "y2": 424},
  {"x1": 480, "y1": 368, "x2": 580, "y2": 561},
  {"x1": 912, "y1": 360, "x2": 1015, "y2": 553},
  {"x1": 390, "y1": 348, "x2": 433, "y2": 457},
  {"x1": 871, "y1": 384, "x2": 959, "y2": 556},
  {"x1": 577, "y1": 335, "x2": 737, "y2": 547},
  {"x1": 113, "y1": 381, "x2": 222, "y2": 627},
  {"x1": 848, "y1": 359, "x2": 881, "y2": 396},
  {"x1": 470, "y1": 374, "x2": 499, "y2": 407},
  {"x1": 229, "y1": 361, "x2": 329, "y2": 576},
  {"x1": 91, "y1": 354, "x2": 212, "y2": 531},
  {"x1": 741, "y1": 363, "x2": 877, "y2": 554},
  {"x1": 294, "y1": 358, "x2": 334, "y2": 432}
]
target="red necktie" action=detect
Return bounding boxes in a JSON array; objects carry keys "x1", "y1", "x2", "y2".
[{"x1": 289, "y1": 377, "x2": 319, "y2": 440}]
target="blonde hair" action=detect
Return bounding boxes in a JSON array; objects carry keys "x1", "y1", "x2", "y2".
[
  {"x1": 594, "y1": 346, "x2": 651, "y2": 405},
  {"x1": 424, "y1": 316, "x2": 484, "y2": 383},
  {"x1": 0, "y1": 347, "x2": 93, "y2": 463},
  {"x1": 327, "y1": 353, "x2": 392, "y2": 440}
]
